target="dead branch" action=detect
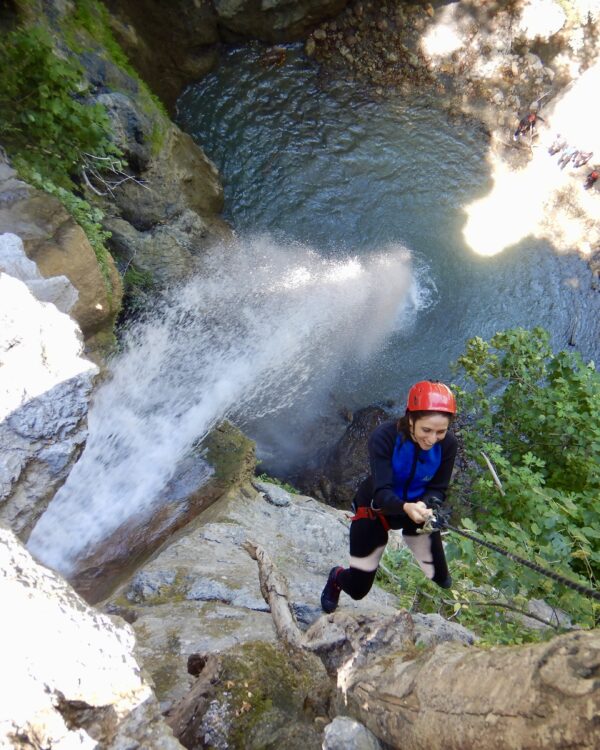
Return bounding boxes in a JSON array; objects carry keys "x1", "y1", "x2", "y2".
[
  {"x1": 242, "y1": 539, "x2": 305, "y2": 649},
  {"x1": 480, "y1": 451, "x2": 505, "y2": 495}
]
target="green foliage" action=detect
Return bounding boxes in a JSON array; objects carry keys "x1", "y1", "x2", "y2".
[
  {"x1": 255, "y1": 473, "x2": 299, "y2": 495},
  {"x1": 0, "y1": 25, "x2": 119, "y2": 189},
  {"x1": 449, "y1": 327, "x2": 599, "y2": 631},
  {"x1": 380, "y1": 327, "x2": 599, "y2": 644},
  {"x1": 378, "y1": 546, "x2": 551, "y2": 646}
]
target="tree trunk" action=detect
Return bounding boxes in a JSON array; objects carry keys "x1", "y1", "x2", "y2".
[
  {"x1": 244, "y1": 539, "x2": 600, "y2": 750},
  {"x1": 340, "y1": 630, "x2": 600, "y2": 750}
]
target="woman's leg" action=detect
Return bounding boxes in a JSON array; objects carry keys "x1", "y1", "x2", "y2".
[
  {"x1": 402, "y1": 530, "x2": 451, "y2": 588},
  {"x1": 320, "y1": 516, "x2": 388, "y2": 612},
  {"x1": 338, "y1": 516, "x2": 388, "y2": 600}
]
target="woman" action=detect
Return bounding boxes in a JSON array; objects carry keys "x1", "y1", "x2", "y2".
[{"x1": 320, "y1": 380, "x2": 457, "y2": 614}]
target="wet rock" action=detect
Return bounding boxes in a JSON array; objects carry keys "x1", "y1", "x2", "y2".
[
  {"x1": 298, "y1": 406, "x2": 392, "y2": 507},
  {"x1": 71, "y1": 421, "x2": 255, "y2": 604}
]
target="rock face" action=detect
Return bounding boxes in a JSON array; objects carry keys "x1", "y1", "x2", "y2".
[
  {"x1": 70, "y1": 422, "x2": 256, "y2": 604},
  {"x1": 214, "y1": 0, "x2": 350, "y2": 42},
  {"x1": 106, "y1": 0, "x2": 350, "y2": 108},
  {"x1": 105, "y1": 480, "x2": 401, "y2": 711},
  {"x1": 299, "y1": 406, "x2": 392, "y2": 507},
  {"x1": 0, "y1": 233, "x2": 98, "y2": 539},
  {"x1": 104, "y1": 0, "x2": 221, "y2": 111},
  {"x1": 0, "y1": 157, "x2": 122, "y2": 343},
  {"x1": 100, "y1": 121, "x2": 232, "y2": 286},
  {"x1": 0, "y1": 527, "x2": 183, "y2": 749},
  {"x1": 105, "y1": 478, "x2": 474, "y2": 732}
]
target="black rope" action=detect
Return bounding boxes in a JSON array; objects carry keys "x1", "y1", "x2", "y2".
[
  {"x1": 444, "y1": 522, "x2": 600, "y2": 603},
  {"x1": 424, "y1": 505, "x2": 600, "y2": 603}
]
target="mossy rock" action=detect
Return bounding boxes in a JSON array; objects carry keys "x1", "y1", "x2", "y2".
[
  {"x1": 203, "y1": 421, "x2": 256, "y2": 488},
  {"x1": 168, "y1": 641, "x2": 331, "y2": 750}
]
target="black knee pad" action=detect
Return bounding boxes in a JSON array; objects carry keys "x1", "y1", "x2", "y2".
[{"x1": 342, "y1": 567, "x2": 378, "y2": 600}]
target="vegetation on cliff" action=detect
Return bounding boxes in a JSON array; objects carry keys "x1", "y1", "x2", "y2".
[
  {"x1": 0, "y1": 23, "x2": 117, "y2": 280},
  {"x1": 0, "y1": 0, "x2": 166, "y2": 293}
]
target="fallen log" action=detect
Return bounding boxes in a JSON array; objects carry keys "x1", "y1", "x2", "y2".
[{"x1": 340, "y1": 629, "x2": 600, "y2": 750}]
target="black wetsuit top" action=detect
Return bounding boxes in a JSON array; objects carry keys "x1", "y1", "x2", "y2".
[{"x1": 354, "y1": 420, "x2": 457, "y2": 527}]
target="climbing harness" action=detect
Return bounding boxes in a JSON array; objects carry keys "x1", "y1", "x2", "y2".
[
  {"x1": 419, "y1": 500, "x2": 600, "y2": 603},
  {"x1": 351, "y1": 505, "x2": 391, "y2": 532}
]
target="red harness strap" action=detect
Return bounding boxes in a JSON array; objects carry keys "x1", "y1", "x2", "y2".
[{"x1": 351, "y1": 505, "x2": 391, "y2": 532}]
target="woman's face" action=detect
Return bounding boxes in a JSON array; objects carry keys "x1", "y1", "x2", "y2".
[{"x1": 410, "y1": 413, "x2": 450, "y2": 451}]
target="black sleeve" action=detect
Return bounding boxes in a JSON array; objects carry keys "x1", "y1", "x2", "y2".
[
  {"x1": 368, "y1": 422, "x2": 407, "y2": 515},
  {"x1": 421, "y1": 432, "x2": 458, "y2": 504}
]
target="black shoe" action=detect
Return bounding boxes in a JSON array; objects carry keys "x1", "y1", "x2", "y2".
[{"x1": 321, "y1": 566, "x2": 344, "y2": 613}]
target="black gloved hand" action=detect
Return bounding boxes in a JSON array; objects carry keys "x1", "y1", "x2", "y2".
[
  {"x1": 421, "y1": 493, "x2": 443, "y2": 511},
  {"x1": 420, "y1": 493, "x2": 451, "y2": 529}
]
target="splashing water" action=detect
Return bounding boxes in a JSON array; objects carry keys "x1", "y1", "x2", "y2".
[{"x1": 28, "y1": 237, "x2": 421, "y2": 572}]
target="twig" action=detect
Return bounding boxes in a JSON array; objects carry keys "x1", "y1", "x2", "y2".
[
  {"x1": 481, "y1": 451, "x2": 505, "y2": 496},
  {"x1": 81, "y1": 167, "x2": 108, "y2": 196}
]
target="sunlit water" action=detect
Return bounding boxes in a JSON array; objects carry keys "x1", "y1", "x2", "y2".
[
  {"x1": 177, "y1": 43, "x2": 600, "y2": 468},
  {"x1": 29, "y1": 43, "x2": 600, "y2": 571}
]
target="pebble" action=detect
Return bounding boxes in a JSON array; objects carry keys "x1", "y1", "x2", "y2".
[{"x1": 314, "y1": 28, "x2": 327, "y2": 41}]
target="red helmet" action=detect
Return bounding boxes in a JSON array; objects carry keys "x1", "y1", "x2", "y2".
[{"x1": 407, "y1": 381, "x2": 456, "y2": 414}]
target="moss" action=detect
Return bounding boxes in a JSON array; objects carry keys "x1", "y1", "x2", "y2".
[
  {"x1": 204, "y1": 422, "x2": 256, "y2": 486},
  {"x1": 213, "y1": 642, "x2": 329, "y2": 749}
]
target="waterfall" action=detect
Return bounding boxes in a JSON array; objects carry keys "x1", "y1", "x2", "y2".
[{"x1": 28, "y1": 235, "x2": 425, "y2": 573}]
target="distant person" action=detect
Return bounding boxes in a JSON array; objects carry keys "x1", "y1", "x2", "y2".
[
  {"x1": 584, "y1": 170, "x2": 599, "y2": 190},
  {"x1": 513, "y1": 112, "x2": 544, "y2": 141},
  {"x1": 548, "y1": 134, "x2": 567, "y2": 155},
  {"x1": 573, "y1": 151, "x2": 593, "y2": 168},
  {"x1": 320, "y1": 381, "x2": 457, "y2": 614},
  {"x1": 558, "y1": 147, "x2": 579, "y2": 169}
]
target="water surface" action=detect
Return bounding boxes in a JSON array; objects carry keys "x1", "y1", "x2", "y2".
[{"x1": 177, "y1": 44, "x2": 600, "y2": 472}]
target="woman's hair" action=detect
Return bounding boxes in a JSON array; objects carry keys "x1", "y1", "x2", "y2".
[{"x1": 397, "y1": 409, "x2": 453, "y2": 439}]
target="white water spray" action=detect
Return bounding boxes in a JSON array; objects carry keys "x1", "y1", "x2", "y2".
[{"x1": 28, "y1": 236, "x2": 422, "y2": 572}]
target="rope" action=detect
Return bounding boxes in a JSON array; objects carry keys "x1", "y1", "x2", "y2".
[{"x1": 422, "y1": 507, "x2": 600, "y2": 603}]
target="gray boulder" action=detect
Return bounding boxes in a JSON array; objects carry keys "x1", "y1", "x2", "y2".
[
  {"x1": 0, "y1": 234, "x2": 98, "y2": 538},
  {"x1": 323, "y1": 716, "x2": 382, "y2": 750},
  {"x1": 0, "y1": 527, "x2": 182, "y2": 749}
]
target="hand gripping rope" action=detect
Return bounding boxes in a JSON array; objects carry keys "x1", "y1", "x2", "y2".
[{"x1": 418, "y1": 499, "x2": 600, "y2": 603}]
